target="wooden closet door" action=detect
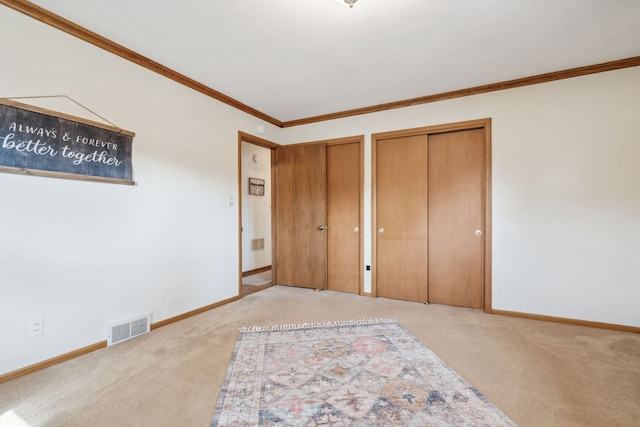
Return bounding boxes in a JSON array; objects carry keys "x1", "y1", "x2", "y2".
[
  {"x1": 275, "y1": 144, "x2": 327, "y2": 290},
  {"x1": 428, "y1": 128, "x2": 485, "y2": 308},
  {"x1": 376, "y1": 135, "x2": 429, "y2": 302},
  {"x1": 327, "y1": 142, "x2": 360, "y2": 294}
]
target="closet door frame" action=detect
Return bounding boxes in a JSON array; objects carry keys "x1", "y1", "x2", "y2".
[
  {"x1": 274, "y1": 135, "x2": 365, "y2": 294},
  {"x1": 371, "y1": 118, "x2": 493, "y2": 312}
]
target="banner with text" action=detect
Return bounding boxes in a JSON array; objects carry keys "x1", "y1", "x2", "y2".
[{"x1": 0, "y1": 100, "x2": 134, "y2": 184}]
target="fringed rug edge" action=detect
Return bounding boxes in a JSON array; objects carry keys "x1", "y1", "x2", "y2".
[{"x1": 238, "y1": 318, "x2": 397, "y2": 332}]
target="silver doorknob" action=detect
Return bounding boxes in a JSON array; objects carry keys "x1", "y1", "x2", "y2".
[
  {"x1": 475, "y1": 229, "x2": 482, "y2": 236},
  {"x1": 318, "y1": 225, "x2": 327, "y2": 231},
  {"x1": 378, "y1": 228, "x2": 385, "y2": 233},
  {"x1": 354, "y1": 227, "x2": 359, "y2": 232}
]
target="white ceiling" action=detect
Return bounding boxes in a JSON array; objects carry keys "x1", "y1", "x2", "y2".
[{"x1": 27, "y1": 0, "x2": 640, "y2": 123}]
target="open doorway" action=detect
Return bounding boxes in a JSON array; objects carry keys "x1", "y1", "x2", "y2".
[{"x1": 238, "y1": 132, "x2": 279, "y2": 297}]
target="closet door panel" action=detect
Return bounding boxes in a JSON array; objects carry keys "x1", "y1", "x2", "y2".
[
  {"x1": 275, "y1": 144, "x2": 327, "y2": 290},
  {"x1": 428, "y1": 129, "x2": 485, "y2": 308},
  {"x1": 376, "y1": 135, "x2": 428, "y2": 303},
  {"x1": 327, "y1": 142, "x2": 361, "y2": 294}
]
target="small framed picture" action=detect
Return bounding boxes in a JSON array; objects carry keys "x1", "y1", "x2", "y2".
[{"x1": 249, "y1": 177, "x2": 265, "y2": 196}]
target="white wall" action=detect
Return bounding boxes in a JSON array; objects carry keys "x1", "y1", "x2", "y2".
[
  {"x1": 0, "y1": 9, "x2": 281, "y2": 375},
  {"x1": 282, "y1": 66, "x2": 640, "y2": 328},
  {"x1": 241, "y1": 142, "x2": 272, "y2": 271},
  {"x1": 2, "y1": 6, "x2": 639, "y2": 378}
]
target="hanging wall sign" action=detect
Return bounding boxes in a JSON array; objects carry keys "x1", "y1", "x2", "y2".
[{"x1": 0, "y1": 99, "x2": 135, "y2": 185}]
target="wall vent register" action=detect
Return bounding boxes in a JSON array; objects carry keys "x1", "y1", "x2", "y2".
[{"x1": 107, "y1": 313, "x2": 150, "y2": 346}]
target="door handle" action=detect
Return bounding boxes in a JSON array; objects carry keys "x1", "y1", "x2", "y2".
[
  {"x1": 317, "y1": 225, "x2": 327, "y2": 231},
  {"x1": 378, "y1": 228, "x2": 384, "y2": 233},
  {"x1": 475, "y1": 229, "x2": 482, "y2": 236},
  {"x1": 353, "y1": 226, "x2": 359, "y2": 232}
]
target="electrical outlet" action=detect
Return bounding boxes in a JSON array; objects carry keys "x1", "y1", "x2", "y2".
[{"x1": 29, "y1": 317, "x2": 44, "y2": 337}]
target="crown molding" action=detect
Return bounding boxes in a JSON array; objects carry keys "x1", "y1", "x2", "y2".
[
  {"x1": 282, "y1": 56, "x2": 640, "y2": 127},
  {"x1": 3, "y1": 0, "x2": 638, "y2": 129},
  {"x1": 0, "y1": 0, "x2": 283, "y2": 127}
]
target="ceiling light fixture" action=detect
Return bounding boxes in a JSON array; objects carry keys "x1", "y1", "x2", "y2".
[{"x1": 336, "y1": 0, "x2": 361, "y2": 8}]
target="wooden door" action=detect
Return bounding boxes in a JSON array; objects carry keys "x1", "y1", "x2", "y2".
[
  {"x1": 428, "y1": 128, "x2": 485, "y2": 308},
  {"x1": 275, "y1": 144, "x2": 327, "y2": 290},
  {"x1": 327, "y1": 142, "x2": 360, "y2": 294},
  {"x1": 376, "y1": 135, "x2": 429, "y2": 302}
]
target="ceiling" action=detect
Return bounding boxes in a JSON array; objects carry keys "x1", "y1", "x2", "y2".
[{"x1": 22, "y1": 0, "x2": 640, "y2": 123}]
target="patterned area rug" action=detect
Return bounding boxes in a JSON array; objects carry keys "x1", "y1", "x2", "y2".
[{"x1": 212, "y1": 319, "x2": 517, "y2": 426}]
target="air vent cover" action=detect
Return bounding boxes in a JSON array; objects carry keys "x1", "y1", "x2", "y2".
[
  {"x1": 107, "y1": 313, "x2": 150, "y2": 346},
  {"x1": 252, "y1": 238, "x2": 265, "y2": 250}
]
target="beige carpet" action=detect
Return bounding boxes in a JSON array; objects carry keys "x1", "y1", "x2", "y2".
[{"x1": 1, "y1": 285, "x2": 639, "y2": 427}]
